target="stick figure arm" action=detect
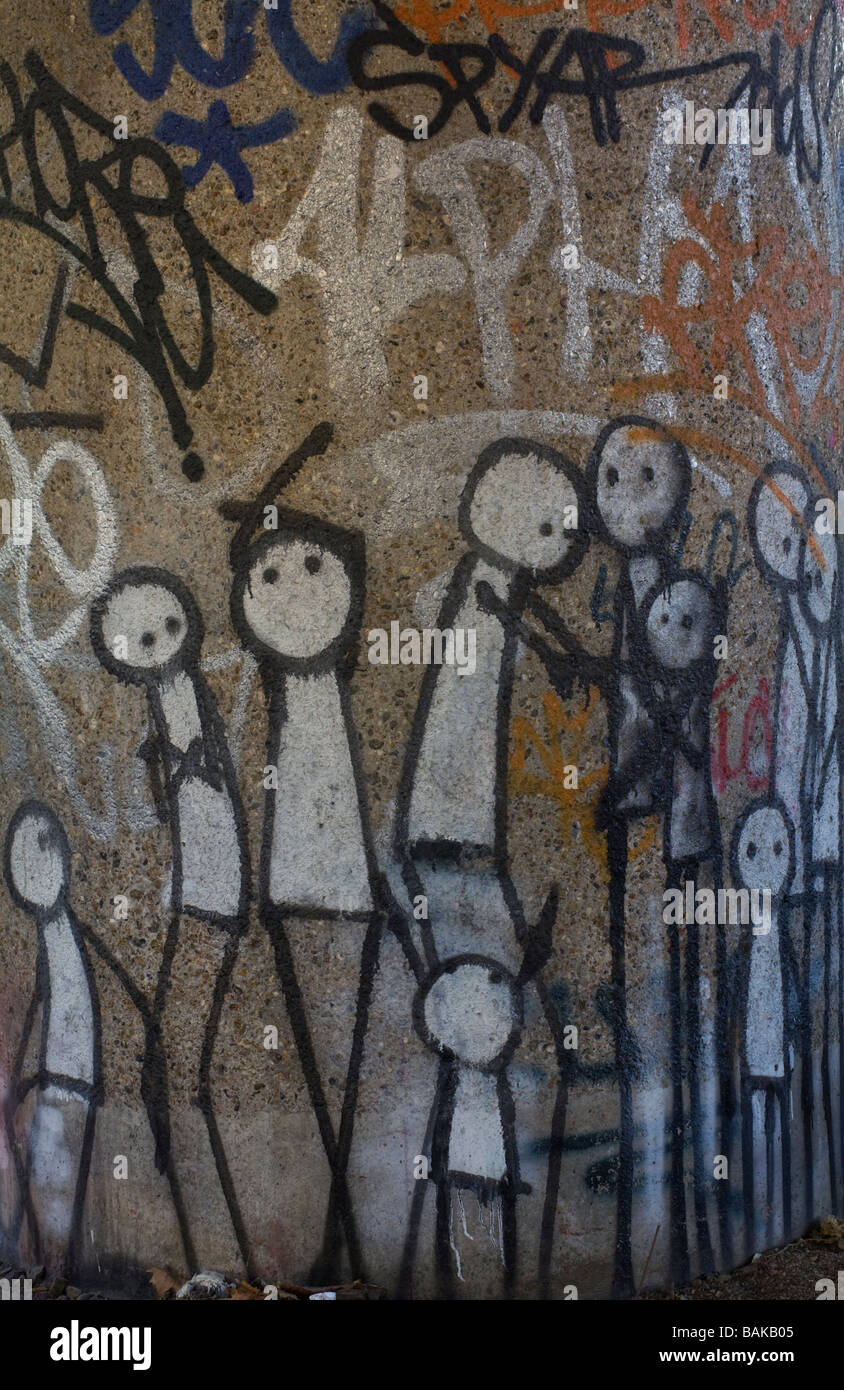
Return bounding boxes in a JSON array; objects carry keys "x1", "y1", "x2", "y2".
[
  {"x1": 79, "y1": 925, "x2": 151, "y2": 1021},
  {"x1": 523, "y1": 591, "x2": 609, "y2": 687},
  {"x1": 476, "y1": 581, "x2": 606, "y2": 697},
  {"x1": 8, "y1": 989, "x2": 41, "y2": 1104},
  {"x1": 137, "y1": 725, "x2": 169, "y2": 823}
]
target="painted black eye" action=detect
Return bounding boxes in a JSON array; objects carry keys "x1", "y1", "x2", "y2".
[
  {"x1": 488, "y1": 970, "x2": 502, "y2": 984},
  {"x1": 747, "y1": 842, "x2": 757, "y2": 859},
  {"x1": 681, "y1": 613, "x2": 694, "y2": 630},
  {"x1": 642, "y1": 466, "x2": 655, "y2": 482},
  {"x1": 782, "y1": 537, "x2": 791, "y2": 555},
  {"x1": 305, "y1": 555, "x2": 321, "y2": 574},
  {"x1": 539, "y1": 522, "x2": 553, "y2": 537},
  {"x1": 140, "y1": 631, "x2": 156, "y2": 648},
  {"x1": 263, "y1": 567, "x2": 278, "y2": 585},
  {"x1": 774, "y1": 841, "x2": 782, "y2": 856},
  {"x1": 37, "y1": 830, "x2": 49, "y2": 851},
  {"x1": 165, "y1": 616, "x2": 181, "y2": 636},
  {"x1": 606, "y1": 466, "x2": 619, "y2": 487},
  {"x1": 661, "y1": 613, "x2": 669, "y2": 625}
]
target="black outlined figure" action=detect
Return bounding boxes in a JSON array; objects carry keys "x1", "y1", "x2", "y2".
[
  {"x1": 395, "y1": 437, "x2": 589, "y2": 888},
  {"x1": 90, "y1": 567, "x2": 252, "y2": 1273},
  {"x1": 747, "y1": 462, "x2": 820, "y2": 1223},
  {"x1": 2, "y1": 800, "x2": 193, "y2": 1277},
  {"x1": 643, "y1": 571, "x2": 726, "y2": 1285},
  {"x1": 399, "y1": 891, "x2": 557, "y2": 1298},
  {"x1": 797, "y1": 508, "x2": 841, "y2": 1211},
  {"x1": 2, "y1": 801, "x2": 98, "y2": 1279},
  {"x1": 586, "y1": 415, "x2": 692, "y2": 1296},
  {"x1": 730, "y1": 799, "x2": 795, "y2": 1255},
  {"x1": 393, "y1": 437, "x2": 594, "y2": 1297},
  {"x1": 223, "y1": 422, "x2": 390, "y2": 1284}
]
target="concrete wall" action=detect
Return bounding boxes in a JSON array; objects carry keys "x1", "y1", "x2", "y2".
[{"x1": 0, "y1": 0, "x2": 842, "y2": 1299}]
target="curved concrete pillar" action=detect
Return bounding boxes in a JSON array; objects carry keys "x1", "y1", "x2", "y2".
[{"x1": 0, "y1": 0, "x2": 841, "y2": 1298}]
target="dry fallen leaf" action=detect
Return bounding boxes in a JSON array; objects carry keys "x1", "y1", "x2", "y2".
[
  {"x1": 147, "y1": 1267, "x2": 181, "y2": 1299},
  {"x1": 812, "y1": 1217, "x2": 844, "y2": 1249},
  {"x1": 231, "y1": 1282, "x2": 265, "y2": 1300}
]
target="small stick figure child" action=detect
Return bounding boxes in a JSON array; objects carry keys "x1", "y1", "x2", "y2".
[
  {"x1": 90, "y1": 567, "x2": 252, "y2": 1273},
  {"x1": 399, "y1": 891, "x2": 557, "y2": 1298}
]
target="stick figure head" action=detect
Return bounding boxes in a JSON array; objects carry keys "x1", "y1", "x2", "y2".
[
  {"x1": 4, "y1": 800, "x2": 71, "y2": 916},
  {"x1": 644, "y1": 572, "x2": 722, "y2": 672},
  {"x1": 229, "y1": 513, "x2": 364, "y2": 672},
  {"x1": 798, "y1": 501, "x2": 837, "y2": 632},
  {"x1": 413, "y1": 955, "x2": 523, "y2": 1073},
  {"x1": 588, "y1": 416, "x2": 690, "y2": 555},
  {"x1": 90, "y1": 567, "x2": 202, "y2": 685},
  {"x1": 730, "y1": 798, "x2": 794, "y2": 901},
  {"x1": 748, "y1": 461, "x2": 811, "y2": 591},
  {"x1": 459, "y1": 438, "x2": 588, "y2": 580}
]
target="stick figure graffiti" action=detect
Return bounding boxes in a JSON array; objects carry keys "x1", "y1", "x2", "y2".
[
  {"x1": 222, "y1": 422, "x2": 392, "y2": 1284},
  {"x1": 643, "y1": 570, "x2": 726, "y2": 1284},
  {"x1": 89, "y1": 568, "x2": 251, "y2": 1273},
  {"x1": 586, "y1": 415, "x2": 693, "y2": 1295},
  {"x1": 730, "y1": 797, "x2": 795, "y2": 1255},
  {"x1": 2, "y1": 800, "x2": 177, "y2": 1277},
  {"x1": 394, "y1": 436, "x2": 597, "y2": 1294},
  {"x1": 746, "y1": 461, "x2": 839, "y2": 1223},
  {"x1": 401, "y1": 891, "x2": 557, "y2": 1298},
  {"x1": 2, "y1": 802, "x2": 99, "y2": 1279},
  {"x1": 796, "y1": 506, "x2": 841, "y2": 1213}
]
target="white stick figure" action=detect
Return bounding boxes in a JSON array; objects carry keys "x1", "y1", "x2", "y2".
[
  {"x1": 90, "y1": 567, "x2": 251, "y2": 1274},
  {"x1": 2, "y1": 801, "x2": 97, "y2": 1278},
  {"x1": 731, "y1": 799, "x2": 795, "y2": 1253},
  {"x1": 225, "y1": 434, "x2": 387, "y2": 1284}
]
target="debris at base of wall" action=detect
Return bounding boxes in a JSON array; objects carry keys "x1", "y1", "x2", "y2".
[
  {"x1": 176, "y1": 1271, "x2": 235, "y2": 1300},
  {"x1": 148, "y1": 1268, "x2": 385, "y2": 1300},
  {"x1": 811, "y1": 1217, "x2": 844, "y2": 1250}
]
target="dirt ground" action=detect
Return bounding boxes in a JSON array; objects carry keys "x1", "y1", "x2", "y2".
[{"x1": 640, "y1": 1220, "x2": 844, "y2": 1300}]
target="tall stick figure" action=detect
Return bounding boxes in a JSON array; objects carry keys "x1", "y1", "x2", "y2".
[
  {"x1": 90, "y1": 567, "x2": 252, "y2": 1273},
  {"x1": 747, "y1": 462, "x2": 819, "y2": 1223},
  {"x1": 643, "y1": 570, "x2": 726, "y2": 1281},
  {"x1": 797, "y1": 508, "x2": 840, "y2": 1209},
  {"x1": 394, "y1": 436, "x2": 595, "y2": 1295},
  {"x1": 223, "y1": 423, "x2": 390, "y2": 1283},
  {"x1": 586, "y1": 414, "x2": 692, "y2": 1296}
]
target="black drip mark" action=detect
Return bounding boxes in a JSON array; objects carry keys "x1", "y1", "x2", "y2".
[{"x1": 182, "y1": 452, "x2": 205, "y2": 483}]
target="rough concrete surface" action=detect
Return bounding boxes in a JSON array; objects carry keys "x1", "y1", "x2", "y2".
[{"x1": 0, "y1": 0, "x2": 841, "y2": 1301}]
